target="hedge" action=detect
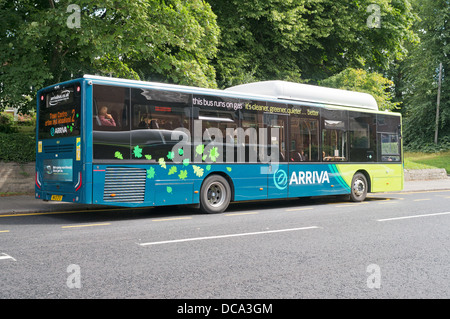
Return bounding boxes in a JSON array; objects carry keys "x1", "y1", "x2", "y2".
[{"x1": 0, "y1": 133, "x2": 36, "y2": 163}]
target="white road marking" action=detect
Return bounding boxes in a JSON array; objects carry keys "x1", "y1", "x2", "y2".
[
  {"x1": 0, "y1": 253, "x2": 16, "y2": 261},
  {"x1": 225, "y1": 212, "x2": 259, "y2": 216},
  {"x1": 139, "y1": 226, "x2": 320, "y2": 246},
  {"x1": 377, "y1": 211, "x2": 450, "y2": 222},
  {"x1": 285, "y1": 207, "x2": 314, "y2": 212}
]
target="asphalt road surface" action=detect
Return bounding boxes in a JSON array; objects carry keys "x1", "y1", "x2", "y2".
[{"x1": 1, "y1": 190, "x2": 449, "y2": 300}]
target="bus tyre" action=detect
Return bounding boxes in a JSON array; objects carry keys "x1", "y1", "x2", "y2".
[
  {"x1": 350, "y1": 173, "x2": 368, "y2": 202},
  {"x1": 200, "y1": 175, "x2": 231, "y2": 214}
]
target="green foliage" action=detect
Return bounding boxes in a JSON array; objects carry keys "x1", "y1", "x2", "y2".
[
  {"x1": 0, "y1": 113, "x2": 19, "y2": 133},
  {"x1": 404, "y1": 136, "x2": 450, "y2": 153},
  {"x1": 400, "y1": 0, "x2": 449, "y2": 147},
  {"x1": 208, "y1": 0, "x2": 418, "y2": 87},
  {"x1": 0, "y1": 132, "x2": 35, "y2": 163},
  {"x1": 320, "y1": 68, "x2": 400, "y2": 111},
  {"x1": 0, "y1": 0, "x2": 220, "y2": 113}
]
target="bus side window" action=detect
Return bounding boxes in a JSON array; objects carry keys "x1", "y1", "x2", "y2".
[
  {"x1": 321, "y1": 109, "x2": 348, "y2": 162},
  {"x1": 92, "y1": 85, "x2": 131, "y2": 160},
  {"x1": 289, "y1": 114, "x2": 319, "y2": 162}
]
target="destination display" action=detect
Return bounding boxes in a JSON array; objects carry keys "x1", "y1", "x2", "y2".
[{"x1": 38, "y1": 85, "x2": 81, "y2": 139}]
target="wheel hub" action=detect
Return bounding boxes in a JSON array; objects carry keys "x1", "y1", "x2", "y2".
[
  {"x1": 207, "y1": 183, "x2": 225, "y2": 207},
  {"x1": 353, "y1": 179, "x2": 365, "y2": 197}
]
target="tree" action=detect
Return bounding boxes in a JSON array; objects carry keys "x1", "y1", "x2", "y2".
[
  {"x1": 0, "y1": 0, "x2": 219, "y2": 113},
  {"x1": 320, "y1": 68, "x2": 400, "y2": 111},
  {"x1": 207, "y1": 0, "x2": 418, "y2": 88},
  {"x1": 400, "y1": 0, "x2": 449, "y2": 148}
]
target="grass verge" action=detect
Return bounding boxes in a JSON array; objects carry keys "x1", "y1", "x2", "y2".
[{"x1": 404, "y1": 151, "x2": 450, "y2": 173}]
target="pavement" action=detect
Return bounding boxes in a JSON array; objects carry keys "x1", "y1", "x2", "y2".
[{"x1": 1, "y1": 178, "x2": 449, "y2": 216}]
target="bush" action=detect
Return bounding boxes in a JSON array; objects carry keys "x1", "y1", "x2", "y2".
[
  {"x1": 404, "y1": 136, "x2": 450, "y2": 153},
  {"x1": 17, "y1": 112, "x2": 36, "y2": 126},
  {"x1": 0, "y1": 132, "x2": 35, "y2": 163},
  {"x1": 0, "y1": 113, "x2": 19, "y2": 133}
]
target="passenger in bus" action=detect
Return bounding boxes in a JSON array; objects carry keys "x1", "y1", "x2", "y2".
[
  {"x1": 138, "y1": 114, "x2": 151, "y2": 128},
  {"x1": 98, "y1": 106, "x2": 116, "y2": 127},
  {"x1": 149, "y1": 120, "x2": 159, "y2": 129},
  {"x1": 293, "y1": 150, "x2": 305, "y2": 161}
]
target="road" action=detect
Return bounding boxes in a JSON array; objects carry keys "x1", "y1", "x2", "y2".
[{"x1": 1, "y1": 190, "x2": 450, "y2": 300}]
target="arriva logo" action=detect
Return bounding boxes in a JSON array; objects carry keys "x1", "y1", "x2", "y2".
[
  {"x1": 273, "y1": 169, "x2": 288, "y2": 190},
  {"x1": 290, "y1": 171, "x2": 330, "y2": 185}
]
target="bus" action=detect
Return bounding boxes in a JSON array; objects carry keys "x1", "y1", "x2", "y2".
[{"x1": 35, "y1": 75, "x2": 403, "y2": 214}]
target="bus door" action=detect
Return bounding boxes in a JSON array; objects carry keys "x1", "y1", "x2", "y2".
[{"x1": 264, "y1": 113, "x2": 288, "y2": 199}]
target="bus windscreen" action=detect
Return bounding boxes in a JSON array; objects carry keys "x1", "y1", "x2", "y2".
[{"x1": 38, "y1": 84, "x2": 81, "y2": 139}]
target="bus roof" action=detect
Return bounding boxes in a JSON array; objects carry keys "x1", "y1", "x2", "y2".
[
  {"x1": 82, "y1": 75, "x2": 378, "y2": 111},
  {"x1": 225, "y1": 81, "x2": 379, "y2": 111}
]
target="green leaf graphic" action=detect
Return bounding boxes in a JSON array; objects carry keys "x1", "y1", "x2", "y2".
[
  {"x1": 196, "y1": 144, "x2": 204, "y2": 155},
  {"x1": 209, "y1": 147, "x2": 219, "y2": 162},
  {"x1": 166, "y1": 186, "x2": 172, "y2": 194},
  {"x1": 193, "y1": 165, "x2": 204, "y2": 177},
  {"x1": 167, "y1": 151, "x2": 174, "y2": 160},
  {"x1": 178, "y1": 148, "x2": 184, "y2": 156},
  {"x1": 146, "y1": 167, "x2": 156, "y2": 179},
  {"x1": 182, "y1": 158, "x2": 190, "y2": 166},
  {"x1": 145, "y1": 154, "x2": 152, "y2": 160},
  {"x1": 158, "y1": 158, "x2": 166, "y2": 169},
  {"x1": 168, "y1": 166, "x2": 177, "y2": 175},
  {"x1": 114, "y1": 151, "x2": 123, "y2": 160},
  {"x1": 178, "y1": 170, "x2": 188, "y2": 180},
  {"x1": 206, "y1": 165, "x2": 211, "y2": 171},
  {"x1": 133, "y1": 145, "x2": 143, "y2": 158},
  {"x1": 226, "y1": 167, "x2": 232, "y2": 172}
]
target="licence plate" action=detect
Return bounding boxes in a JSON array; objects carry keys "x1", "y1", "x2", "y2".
[{"x1": 51, "y1": 195, "x2": 63, "y2": 201}]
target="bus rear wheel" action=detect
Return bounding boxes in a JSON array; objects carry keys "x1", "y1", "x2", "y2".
[
  {"x1": 350, "y1": 173, "x2": 368, "y2": 202},
  {"x1": 200, "y1": 175, "x2": 231, "y2": 214}
]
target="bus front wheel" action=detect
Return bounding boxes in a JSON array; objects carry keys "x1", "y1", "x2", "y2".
[
  {"x1": 350, "y1": 173, "x2": 368, "y2": 202},
  {"x1": 200, "y1": 175, "x2": 231, "y2": 214}
]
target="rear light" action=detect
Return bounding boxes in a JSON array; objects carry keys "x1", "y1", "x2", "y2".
[
  {"x1": 35, "y1": 171, "x2": 41, "y2": 189},
  {"x1": 75, "y1": 172, "x2": 82, "y2": 191}
]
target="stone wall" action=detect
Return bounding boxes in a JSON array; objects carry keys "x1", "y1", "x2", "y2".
[
  {"x1": 404, "y1": 168, "x2": 448, "y2": 181},
  {"x1": 0, "y1": 162, "x2": 35, "y2": 193}
]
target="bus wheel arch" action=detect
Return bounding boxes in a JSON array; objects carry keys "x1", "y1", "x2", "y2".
[
  {"x1": 349, "y1": 170, "x2": 370, "y2": 202},
  {"x1": 199, "y1": 173, "x2": 234, "y2": 214}
]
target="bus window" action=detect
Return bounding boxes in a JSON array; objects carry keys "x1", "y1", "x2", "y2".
[
  {"x1": 349, "y1": 112, "x2": 377, "y2": 162},
  {"x1": 321, "y1": 109, "x2": 348, "y2": 162},
  {"x1": 93, "y1": 85, "x2": 130, "y2": 160},
  {"x1": 130, "y1": 88, "x2": 191, "y2": 162},
  {"x1": 377, "y1": 114, "x2": 401, "y2": 162},
  {"x1": 380, "y1": 133, "x2": 401, "y2": 162},
  {"x1": 289, "y1": 106, "x2": 319, "y2": 162},
  {"x1": 239, "y1": 103, "x2": 264, "y2": 163}
]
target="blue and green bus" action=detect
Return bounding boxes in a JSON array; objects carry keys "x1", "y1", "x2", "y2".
[{"x1": 35, "y1": 75, "x2": 403, "y2": 213}]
